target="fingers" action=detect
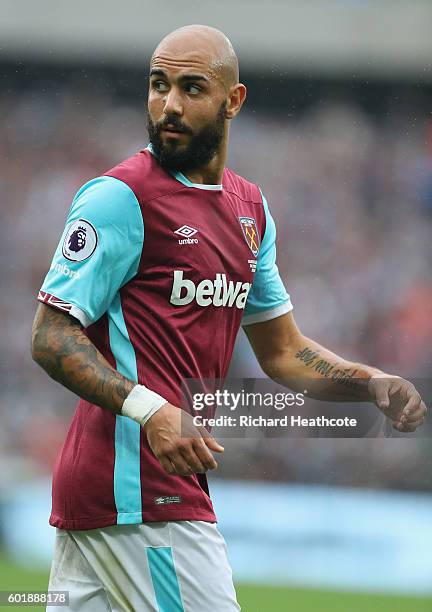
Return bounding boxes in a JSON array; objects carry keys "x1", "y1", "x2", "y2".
[
  {"x1": 158, "y1": 448, "x2": 194, "y2": 477},
  {"x1": 158, "y1": 437, "x2": 222, "y2": 477},
  {"x1": 167, "y1": 450, "x2": 195, "y2": 476},
  {"x1": 401, "y1": 399, "x2": 427, "y2": 423},
  {"x1": 192, "y1": 437, "x2": 219, "y2": 471},
  {"x1": 370, "y1": 379, "x2": 390, "y2": 410},
  {"x1": 395, "y1": 391, "x2": 427, "y2": 432},
  {"x1": 178, "y1": 442, "x2": 207, "y2": 474},
  {"x1": 392, "y1": 418, "x2": 424, "y2": 433},
  {"x1": 393, "y1": 398, "x2": 427, "y2": 433},
  {"x1": 394, "y1": 413, "x2": 426, "y2": 433},
  {"x1": 146, "y1": 404, "x2": 224, "y2": 476},
  {"x1": 159, "y1": 455, "x2": 177, "y2": 475},
  {"x1": 371, "y1": 376, "x2": 428, "y2": 433},
  {"x1": 399, "y1": 391, "x2": 421, "y2": 418},
  {"x1": 200, "y1": 430, "x2": 225, "y2": 453}
]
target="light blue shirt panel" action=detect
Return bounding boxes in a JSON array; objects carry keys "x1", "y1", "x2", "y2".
[
  {"x1": 243, "y1": 191, "x2": 292, "y2": 320},
  {"x1": 41, "y1": 176, "x2": 144, "y2": 325}
]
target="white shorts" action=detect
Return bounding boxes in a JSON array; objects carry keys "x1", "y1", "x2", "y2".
[{"x1": 47, "y1": 521, "x2": 241, "y2": 611}]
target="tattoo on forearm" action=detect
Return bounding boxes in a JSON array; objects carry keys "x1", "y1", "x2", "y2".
[
  {"x1": 294, "y1": 347, "x2": 320, "y2": 367},
  {"x1": 32, "y1": 305, "x2": 134, "y2": 413},
  {"x1": 294, "y1": 346, "x2": 360, "y2": 391}
]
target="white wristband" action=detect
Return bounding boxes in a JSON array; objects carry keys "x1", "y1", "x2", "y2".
[{"x1": 121, "y1": 384, "x2": 168, "y2": 427}]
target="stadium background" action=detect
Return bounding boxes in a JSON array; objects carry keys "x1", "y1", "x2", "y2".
[{"x1": 1, "y1": 1, "x2": 432, "y2": 610}]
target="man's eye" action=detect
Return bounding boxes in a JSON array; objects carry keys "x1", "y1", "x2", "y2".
[
  {"x1": 153, "y1": 81, "x2": 169, "y2": 92},
  {"x1": 186, "y1": 84, "x2": 201, "y2": 94}
]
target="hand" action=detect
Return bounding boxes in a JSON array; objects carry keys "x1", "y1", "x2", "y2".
[
  {"x1": 368, "y1": 374, "x2": 427, "y2": 433},
  {"x1": 144, "y1": 402, "x2": 224, "y2": 476}
]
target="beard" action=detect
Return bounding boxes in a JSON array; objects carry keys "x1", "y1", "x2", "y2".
[{"x1": 147, "y1": 101, "x2": 227, "y2": 173}]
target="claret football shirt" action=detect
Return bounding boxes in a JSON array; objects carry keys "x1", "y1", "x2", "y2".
[{"x1": 38, "y1": 145, "x2": 292, "y2": 530}]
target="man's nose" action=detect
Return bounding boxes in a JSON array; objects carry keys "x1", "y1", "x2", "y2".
[{"x1": 163, "y1": 88, "x2": 183, "y2": 116}]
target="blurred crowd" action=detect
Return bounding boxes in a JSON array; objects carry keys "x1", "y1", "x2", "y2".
[{"x1": 1, "y1": 76, "x2": 431, "y2": 494}]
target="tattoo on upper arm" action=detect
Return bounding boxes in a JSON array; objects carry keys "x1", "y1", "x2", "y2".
[{"x1": 32, "y1": 305, "x2": 134, "y2": 413}]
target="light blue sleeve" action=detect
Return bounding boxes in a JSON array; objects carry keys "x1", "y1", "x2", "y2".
[
  {"x1": 242, "y1": 190, "x2": 293, "y2": 326},
  {"x1": 39, "y1": 176, "x2": 144, "y2": 327}
]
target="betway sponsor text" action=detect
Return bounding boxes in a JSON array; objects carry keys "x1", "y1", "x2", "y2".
[{"x1": 170, "y1": 270, "x2": 251, "y2": 309}]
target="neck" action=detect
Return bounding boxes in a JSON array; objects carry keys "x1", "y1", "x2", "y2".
[{"x1": 180, "y1": 127, "x2": 229, "y2": 185}]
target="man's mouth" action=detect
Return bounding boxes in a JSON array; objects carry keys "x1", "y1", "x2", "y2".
[{"x1": 161, "y1": 124, "x2": 185, "y2": 134}]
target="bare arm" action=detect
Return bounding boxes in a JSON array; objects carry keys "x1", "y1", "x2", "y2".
[
  {"x1": 245, "y1": 311, "x2": 427, "y2": 432},
  {"x1": 31, "y1": 302, "x2": 223, "y2": 474},
  {"x1": 31, "y1": 303, "x2": 135, "y2": 413},
  {"x1": 244, "y1": 312, "x2": 379, "y2": 399}
]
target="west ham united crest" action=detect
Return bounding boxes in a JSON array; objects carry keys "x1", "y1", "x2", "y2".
[{"x1": 238, "y1": 216, "x2": 260, "y2": 257}]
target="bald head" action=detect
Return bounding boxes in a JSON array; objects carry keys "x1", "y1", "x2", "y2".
[{"x1": 152, "y1": 24, "x2": 239, "y2": 90}]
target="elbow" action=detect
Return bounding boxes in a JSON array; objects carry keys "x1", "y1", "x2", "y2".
[
  {"x1": 259, "y1": 354, "x2": 284, "y2": 380},
  {"x1": 259, "y1": 344, "x2": 299, "y2": 381},
  {"x1": 31, "y1": 318, "x2": 47, "y2": 367},
  {"x1": 31, "y1": 324, "x2": 41, "y2": 364},
  {"x1": 31, "y1": 328, "x2": 54, "y2": 377}
]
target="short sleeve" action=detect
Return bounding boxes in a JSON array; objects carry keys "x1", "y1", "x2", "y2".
[
  {"x1": 242, "y1": 190, "x2": 293, "y2": 326},
  {"x1": 38, "y1": 176, "x2": 144, "y2": 327}
]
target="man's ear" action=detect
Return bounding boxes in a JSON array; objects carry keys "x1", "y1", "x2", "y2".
[{"x1": 225, "y1": 83, "x2": 247, "y2": 120}]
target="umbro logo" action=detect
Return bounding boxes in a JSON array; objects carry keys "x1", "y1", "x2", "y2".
[
  {"x1": 175, "y1": 225, "x2": 198, "y2": 238},
  {"x1": 174, "y1": 225, "x2": 199, "y2": 245}
]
